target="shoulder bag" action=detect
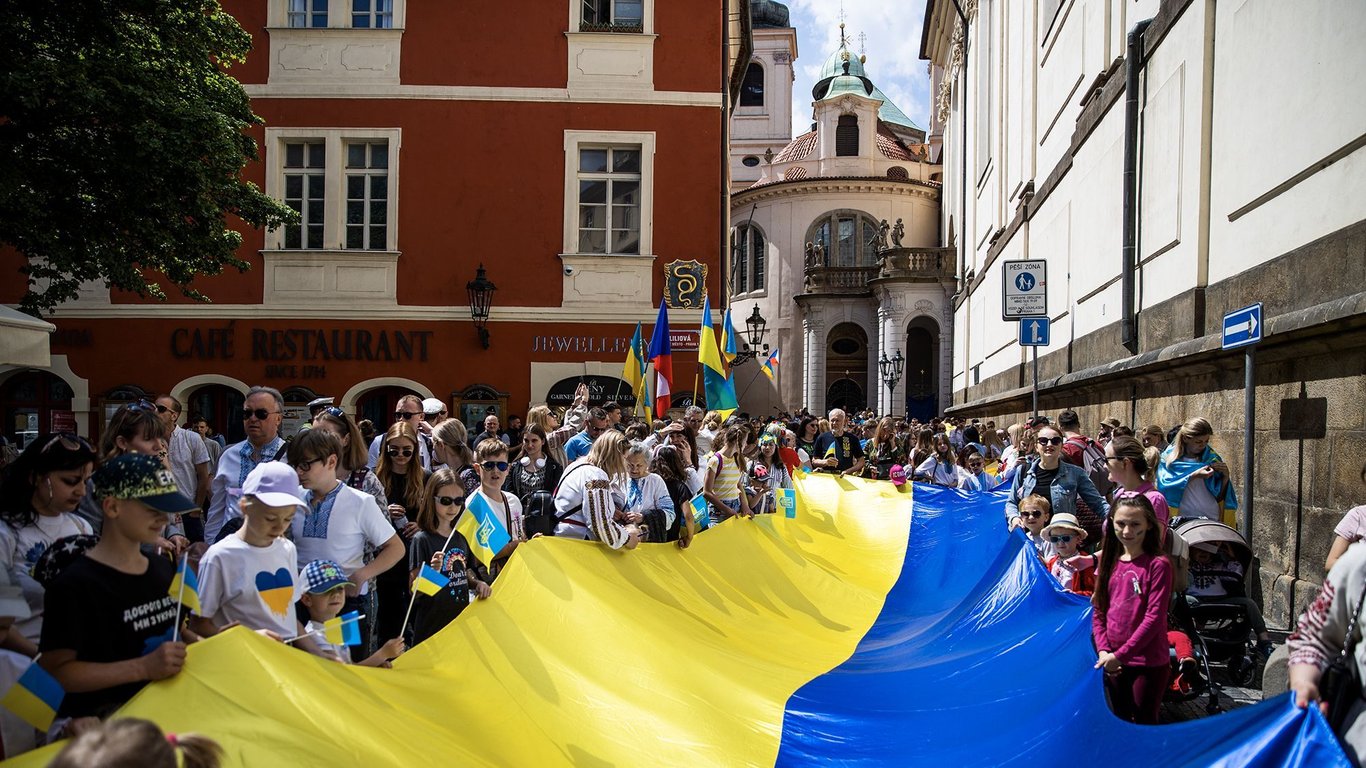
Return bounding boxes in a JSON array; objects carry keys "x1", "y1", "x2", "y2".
[{"x1": 1322, "y1": 579, "x2": 1366, "y2": 733}]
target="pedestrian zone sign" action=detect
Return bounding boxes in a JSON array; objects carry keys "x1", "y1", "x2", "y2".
[
  {"x1": 1018, "y1": 317, "x2": 1051, "y2": 347},
  {"x1": 1221, "y1": 303, "x2": 1263, "y2": 350},
  {"x1": 1002, "y1": 260, "x2": 1047, "y2": 319}
]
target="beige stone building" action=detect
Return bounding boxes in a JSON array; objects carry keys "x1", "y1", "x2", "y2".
[{"x1": 921, "y1": 0, "x2": 1365, "y2": 624}]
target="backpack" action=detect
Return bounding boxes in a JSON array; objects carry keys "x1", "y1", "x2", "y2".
[
  {"x1": 520, "y1": 490, "x2": 558, "y2": 538},
  {"x1": 1067, "y1": 436, "x2": 1115, "y2": 498}
]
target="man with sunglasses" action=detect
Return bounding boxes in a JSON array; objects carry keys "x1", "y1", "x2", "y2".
[
  {"x1": 366, "y1": 394, "x2": 434, "y2": 472},
  {"x1": 563, "y1": 408, "x2": 610, "y2": 464},
  {"x1": 155, "y1": 396, "x2": 211, "y2": 522},
  {"x1": 206, "y1": 386, "x2": 289, "y2": 543}
]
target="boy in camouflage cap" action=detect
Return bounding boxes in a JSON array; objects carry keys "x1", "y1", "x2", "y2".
[{"x1": 38, "y1": 454, "x2": 196, "y2": 720}]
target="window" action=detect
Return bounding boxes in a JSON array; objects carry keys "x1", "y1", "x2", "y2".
[
  {"x1": 740, "y1": 62, "x2": 765, "y2": 107},
  {"x1": 976, "y1": 0, "x2": 996, "y2": 181},
  {"x1": 1039, "y1": 0, "x2": 1064, "y2": 42},
  {"x1": 288, "y1": 0, "x2": 328, "y2": 27},
  {"x1": 351, "y1": 0, "x2": 393, "y2": 28},
  {"x1": 266, "y1": 128, "x2": 400, "y2": 252},
  {"x1": 581, "y1": 0, "x2": 644, "y2": 32},
  {"x1": 284, "y1": 142, "x2": 325, "y2": 249},
  {"x1": 577, "y1": 147, "x2": 641, "y2": 254},
  {"x1": 836, "y1": 115, "x2": 859, "y2": 157},
  {"x1": 345, "y1": 141, "x2": 389, "y2": 250},
  {"x1": 731, "y1": 224, "x2": 766, "y2": 294},
  {"x1": 807, "y1": 211, "x2": 881, "y2": 267}
]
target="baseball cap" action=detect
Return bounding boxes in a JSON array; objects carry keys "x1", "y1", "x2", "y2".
[
  {"x1": 302, "y1": 559, "x2": 354, "y2": 594},
  {"x1": 92, "y1": 454, "x2": 196, "y2": 514},
  {"x1": 889, "y1": 464, "x2": 907, "y2": 486},
  {"x1": 242, "y1": 462, "x2": 307, "y2": 510},
  {"x1": 422, "y1": 398, "x2": 446, "y2": 416},
  {"x1": 307, "y1": 396, "x2": 334, "y2": 410}
]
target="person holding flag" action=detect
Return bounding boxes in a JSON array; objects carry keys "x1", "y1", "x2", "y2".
[
  {"x1": 648, "y1": 303, "x2": 673, "y2": 419},
  {"x1": 699, "y1": 295, "x2": 739, "y2": 419},
  {"x1": 38, "y1": 454, "x2": 194, "y2": 721},
  {"x1": 405, "y1": 468, "x2": 491, "y2": 645},
  {"x1": 298, "y1": 560, "x2": 404, "y2": 666}
]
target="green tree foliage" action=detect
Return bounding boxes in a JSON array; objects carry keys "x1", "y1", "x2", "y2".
[{"x1": 0, "y1": 0, "x2": 296, "y2": 315}]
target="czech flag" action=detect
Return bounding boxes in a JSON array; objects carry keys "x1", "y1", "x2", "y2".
[
  {"x1": 648, "y1": 303, "x2": 673, "y2": 418},
  {"x1": 1, "y1": 661, "x2": 63, "y2": 731},
  {"x1": 699, "y1": 295, "x2": 738, "y2": 418},
  {"x1": 323, "y1": 611, "x2": 362, "y2": 646},
  {"x1": 720, "y1": 308, "x2": 739, "y2": 368},
  {"x1": 622, "y1": 321, "x2": 648, "y2": 416},
  {"x1": 760, "y1": 347, "x2": 780, "y2": 381},
  {"x1": 413, "y1": 564, "x2": 450, "y2": 597},
  {"x1": 169, "y1": 554, "x2": 201, "y2": 615},
  {"x1": 458, "y1": 493, "x2": 512, "y2": 569}
]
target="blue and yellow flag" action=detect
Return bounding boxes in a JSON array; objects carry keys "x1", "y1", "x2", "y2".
[
  {"x1": 413, "y1": 564, "x2": 450, "y2": 597},
  {"x1": 777, "y1": 487, "x2": 797, "y2": 518},
  {"x1": 720, "y1": 308, "x2": 739, "y2": 367},
  {"x1": 2, "y1": 661, "x2": 63, "y2": 731},
  {"x1": 323, "y1": 611, "x2": 362, "y2": 646},
  {"x1": 169, "y1": 554, "x2": 200, "y2": 615},
  {"x1": 699, "y1": 296, "x2": 738, "y2": 418},
  {"x1": 760, "y1": 347, "x2": 780, "y2": 381},
  {"x1": 686, "y1": 492, "x2": 710, "y2": 530},
  {"x1": 459, "y1": 493, "x2": 512, "y2": 568},
  {"x1": 622, "y1": 321, "x2": 647, "y2": 407}
]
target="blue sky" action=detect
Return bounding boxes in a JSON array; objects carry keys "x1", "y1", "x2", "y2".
[{"x1": 784, "y1": 0, "x2": 931, "y2": 137}]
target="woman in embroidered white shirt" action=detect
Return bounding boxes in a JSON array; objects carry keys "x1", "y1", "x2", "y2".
[{"x1": 553, "y1": 431, "x2": 640, "y2": 550}]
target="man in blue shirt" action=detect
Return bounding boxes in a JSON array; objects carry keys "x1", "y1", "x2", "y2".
[{"x1": 564, "y1": 408, "x2": 610, "y2": 463}]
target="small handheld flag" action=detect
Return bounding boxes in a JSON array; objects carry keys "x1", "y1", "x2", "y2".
[
  {"x1": 459, "y1": 493, "x2": 513, "y2": 569},
  {"x1": 687, "y1": 493, "x2": 710, "y2": 531},
  {"x1": 413, "y1": 563, "x2": 451, "y2": 597},
  {"x1": 169, "y1": 554, "x2": 200, "y2": 615},
  {"x1": 777, "y1": 487, "x2": 797, "y2": 519},
  {"x1": 323, "y1": 611, "x2": 363, "y2": 646},
  {"x1": 2, "y1": 661, "x2": 64, "y2": 731}
]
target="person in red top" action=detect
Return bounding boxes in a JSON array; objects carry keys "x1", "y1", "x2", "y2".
[
  {"x1": 1092, "y1": 495, "x2": 1173, "y2": 724},
  {"x1": 1042, "y1": 513, "x2": 1095, "y2": 596}
]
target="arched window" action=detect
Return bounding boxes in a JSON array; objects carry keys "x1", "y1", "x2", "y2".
[
  {"x1": 836, "y1": 114, "x2": 859, "y2": 156},
  {"x1": 731, "y1": 223, "x2": 767, "y2": 294},
  {"x1": 740, "y1": 62, "x2": 764, "y2": 107},
  {"x1": 806, "y1": 210, "x2": 881, "y2": 267}
]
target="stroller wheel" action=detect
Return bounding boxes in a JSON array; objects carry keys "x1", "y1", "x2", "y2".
[{"x1": 1226, "y1": 654, "x2": 1256, "y2": 687}]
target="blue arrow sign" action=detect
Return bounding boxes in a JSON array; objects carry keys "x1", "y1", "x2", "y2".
[
  {"x1": 1221, "y1": 303, "x2": 1263, "y2": 350},
  {"x1": 1018, "y1": 317, "x2": 1051, "y2": 347}
]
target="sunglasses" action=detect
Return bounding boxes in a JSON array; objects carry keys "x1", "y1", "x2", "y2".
[
  {"x1": 394, "y1": 411, "x2": 421, "y2": 420},
  {"x1": 323, "y1": 406, "x2": 346, "y2": 420},
  {"x1": 242, "y1": 408, "x2": 279, "y2": 421},
  {"x1": 480, "y1": 461, "x2": 510, "y2": 472},
  {"x1": 1020, "y1": 511, "x2": 1046, "y2": 519},
  {"x1": 434, "y1": 495, "x2": 466, "y2": 508},
  {"x1": 39, "y1": 432, "x2": 94, "y2": 455},
  {"x1": 1038, "y1": 436, "x2": 1064, "y2": 446},
  {"x1": 1049, "y1": 534, "x2": 1075, "y2": 544},
  {"x1": 386, "y1": 446, "x2": 414, "y2": 457}
]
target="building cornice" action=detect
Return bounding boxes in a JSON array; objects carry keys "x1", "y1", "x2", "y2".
[
  {"x1": 25, "y1": 303, "x2": 712, "y2": 325},
  {"x1": 241, "y1": 83, "x2": 723, "y2": 108},
  {"x1": 731, "y1": 176, "x2": 942, "y2": 206}
]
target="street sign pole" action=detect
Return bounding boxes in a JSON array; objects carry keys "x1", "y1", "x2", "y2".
[
  {"x1": 1032, "y1": 346, "x2": 1039, "y2": 419},
  {"x1": 1243, "y1": 346, "x2": 1254, "y2": 542}
]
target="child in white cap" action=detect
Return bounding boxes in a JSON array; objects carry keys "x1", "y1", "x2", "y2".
[{"x1": 1042, "y1": 512, "x2": 1096, "y2": 596}]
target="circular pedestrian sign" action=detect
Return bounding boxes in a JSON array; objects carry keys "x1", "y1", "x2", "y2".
[{"x1": 1014, "y1": 273, "x2": 1035, "y2": 292}]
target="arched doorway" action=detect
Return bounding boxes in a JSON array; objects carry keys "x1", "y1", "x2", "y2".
[
  {"x1": 824, "y1": 322, "x2": 868, "y2": 414},
  {"x1": 187, "y1": 385, "x2": 247, "y2": 445},
  {"x1": 904, "y1": 316, "x2": 940, "y2": 422},
  {"x1": 356, "y1": 386, "x2": 419, "y2": 437},
  {"x1": 0, "y1": 370, "x2": 75, "y2": 448}
]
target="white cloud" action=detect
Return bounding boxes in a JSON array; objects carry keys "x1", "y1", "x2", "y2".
[{"x1": 784, "y1": 0, "x2": 930, "y2": 137}]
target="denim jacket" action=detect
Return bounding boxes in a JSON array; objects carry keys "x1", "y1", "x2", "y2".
[{"x1": 1004, "y1": 459, "x2": 1111, "y2": 522}]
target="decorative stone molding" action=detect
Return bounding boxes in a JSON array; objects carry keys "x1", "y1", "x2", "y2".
[{"x1": 269, "y1": 29, "x2": 403, "y2": 86}]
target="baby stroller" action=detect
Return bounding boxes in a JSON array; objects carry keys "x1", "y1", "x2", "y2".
[{"x1": 1172, "y1": 518, "x2": 1263, "y2": 691}]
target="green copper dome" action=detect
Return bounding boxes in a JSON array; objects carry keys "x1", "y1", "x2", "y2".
[{"x1": 811, "y1": 44, "x2": 922, "y2": 133}]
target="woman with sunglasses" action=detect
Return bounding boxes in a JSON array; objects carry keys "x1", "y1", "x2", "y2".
[
  {"x1": 1104, "y1": 436, "x2": 1170, "y2": 532},
  {"x1": 431, "y1": 419, "x2": 480, "y2": 495},
  {"x1": 0, "y1": 433, "x2": 98, "y2": 656},
  {"x1": 1005, "y1": 425, "x2": 1110, "y2": 538},
  {"x1": 375, "y1": 422, "x2": 427, "y2": 642},
  {"x1": 408, "y1": 468, "x2": 491, "y2": 645},
  {"x1": 526, "y1": 382, "x2": 590, "y2": 469}
]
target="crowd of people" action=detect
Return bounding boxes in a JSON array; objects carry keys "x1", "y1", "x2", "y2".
[{"x1": 0, "y1": 387, "x2": 1361, "y2": 763}]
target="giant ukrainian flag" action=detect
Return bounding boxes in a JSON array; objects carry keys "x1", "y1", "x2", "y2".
[
  {"x1": 4, "y1": 484, "x2": 1348, "y2": 767},
  {"x1": 699, "y1": 295, "x2": 738, "y2": 418}
]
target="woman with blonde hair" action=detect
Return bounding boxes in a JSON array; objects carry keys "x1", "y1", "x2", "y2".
[
  {"x1": 1157, "y1": 417, "x2": 1238, "y2": 525},
  {"x1": 311, "y1": 406, "x2": 387, "y2": 509},
  {"x1": 374, "y1": 421, "x2": 427, "y2": 642},
  {"x1": 51, "y1": 718, "x2": 222, "y2": 768},
  {"x1": 431, "y1": 418, "x2": 479, "y2": 495},
  {"x1": 527, "y1": 383, "x2": 590, "y2": 468},
  {"x1": 552, "y1": 430, "x2": 640, "y2": 549}
]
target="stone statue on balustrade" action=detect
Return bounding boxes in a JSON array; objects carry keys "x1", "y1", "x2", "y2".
[
  {"x1": 891, "y1": 218, "x2": 905, "y2": 248},
  {"x1": 872, "y1": 219, "x2": 891, "y2": 253}
]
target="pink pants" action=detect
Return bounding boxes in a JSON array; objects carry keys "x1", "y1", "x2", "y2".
[{"x1": 1107, "y1": 664, "x2": 1171, "y2": 725}]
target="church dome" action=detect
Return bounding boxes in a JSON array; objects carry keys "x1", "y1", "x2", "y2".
[
  {"x1": 751, "y1": 0, "x2": 791, "y2": 28},
  {"x1": 811, "y1": 45, "x2": 921, "y2": 132}
]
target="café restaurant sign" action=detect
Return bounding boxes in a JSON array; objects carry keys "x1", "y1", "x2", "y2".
[{"x1": 170, "y1": 325, "x2": 433, "y2": 380}]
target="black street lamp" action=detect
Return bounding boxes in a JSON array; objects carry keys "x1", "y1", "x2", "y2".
[
  {"x1": 466, "y1": 264, "x2": 496, "y2": 349},
  {"x1": 879, "y1": 349, "x2": 904, "y2": 394},
  {"x1": 733, "y1": 305, "x2": 769, "y2": 364}
]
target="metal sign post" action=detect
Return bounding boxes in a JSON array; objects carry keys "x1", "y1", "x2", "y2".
[
  {"x1": 1018, "y1": 316, "x2": 1051, "y2": 420},
  {"x1": 1222, "y1": 303, "x2": 1263, "y2": 543}
]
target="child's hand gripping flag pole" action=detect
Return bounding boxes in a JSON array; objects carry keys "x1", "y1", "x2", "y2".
[
  {"x1": 168, "y1": 552, "x2": 200, "y2": 643},
  {"x1": 399, "y1": 523, "x2": 463, "y2": 637},
  {"x1": 1, "y1": 658, "x2": 64, "y2": 731}
]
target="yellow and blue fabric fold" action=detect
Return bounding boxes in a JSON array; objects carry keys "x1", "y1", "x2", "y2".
[{"x1": 3, "y1": 479, "x2": 1346, "y2": 767}]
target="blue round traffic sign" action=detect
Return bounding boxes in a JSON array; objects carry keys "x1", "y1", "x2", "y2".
[{"x1": 1014, "y1": 273, "x2": 1035, "y2": 292}]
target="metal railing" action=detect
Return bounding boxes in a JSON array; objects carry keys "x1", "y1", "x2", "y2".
[{"x1": 801, "y1": 247, "x2": 955, "y2": 295}]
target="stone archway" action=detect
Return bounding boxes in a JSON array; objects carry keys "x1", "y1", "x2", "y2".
[{"x1": 904, "y1": 315, "x2": 940, "y2": 422}]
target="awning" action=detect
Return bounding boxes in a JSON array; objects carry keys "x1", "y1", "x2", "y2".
[{"x1": 0, "y1": 306, "x2": 55, "y2": 368}]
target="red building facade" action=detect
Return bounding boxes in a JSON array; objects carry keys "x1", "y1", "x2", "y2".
[{"x1": 1, "y1": 0, "x2": 737, "y2": 443}]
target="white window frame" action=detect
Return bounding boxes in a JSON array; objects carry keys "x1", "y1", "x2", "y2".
[
  {"x1": 269, "y1": 0, "x2": 406, "y2": 29},
  {"x1": 975, "y1": 0, "x2": 997, "y2": 187},
  {"x1": 562, "y1": 130, "x2": 655, "y2": 258},
  {"x1": 571, "y1": 0, "x2": 654, "y2": 34},
  {"x1": 349, "y1": 0, "x2": 395, "y2": 29},
  {"x1": 265, "y1": 128, "x2": 401, "y2": 253},
  {"x1": 286, "y1": 0, "x2": 330, "y2": 28},
  {"x1": 732, "y1": 222, "x2": 767, "y2": 296}
]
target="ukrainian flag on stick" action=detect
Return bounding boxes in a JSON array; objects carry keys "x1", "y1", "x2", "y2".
[
  {"x1": 323, "y1": 611, "x2": 363, "y2": 646},
  {"x1": 458, "y1": 493, "x2": 513, "y2": 568},
  {"x1": 622, "y1": 321, "x2": 650, "y2": 420},
  {"x1": 2, "y1": 661, "x2": 63, "y2": 731},
  {"x1": 720, "y1": 308, "x2": 739, "y2": 370},
  {"x1": 760, "y1": 347, "x2": 780, "y2": 381},
  {"x1": 413, "y1": 564, "x2": 450, "y2": 597},
  {"x1": 699, "y1": 295, "x2": 738, "y2": 419}
]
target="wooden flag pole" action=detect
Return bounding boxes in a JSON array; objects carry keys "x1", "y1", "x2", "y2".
[
  {"x1": 399, "y1": 525, "x2": 463, "y2": 636},
  {"x1": 171, "y1": 553, "x2": 188, "y2": 644}
]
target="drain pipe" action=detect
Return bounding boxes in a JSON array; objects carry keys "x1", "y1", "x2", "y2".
[
  {"x1": 949, "y1": 0, "x2": 969, "y2": 286},
  {"x1": 1121, "y1": 19, "x2": 1152, "y2": 355}
]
